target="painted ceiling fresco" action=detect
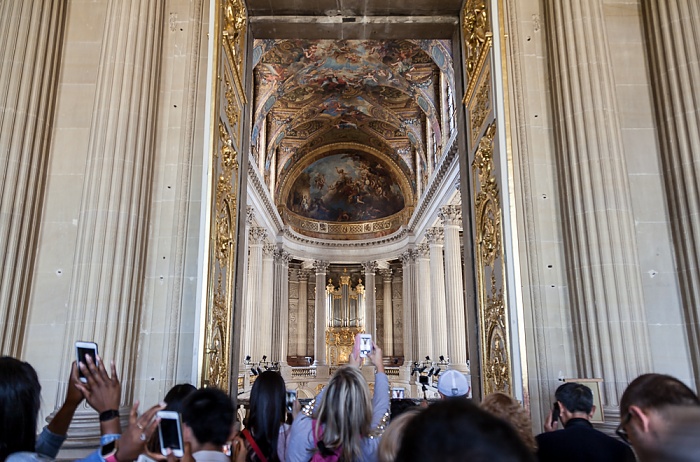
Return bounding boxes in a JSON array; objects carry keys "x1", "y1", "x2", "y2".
[
  {"x1": 286, "y1": 151, "x2": 405, "y2": 222},
  {"x1": 251, "y1": 39, "x2": 454, "y2": 239}
]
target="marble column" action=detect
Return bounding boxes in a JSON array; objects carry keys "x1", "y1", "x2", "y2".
[
  {"x1": 297, "y1": 269, "x2": 311, "y2": 356},
  {"x1": 243, "y1": 227, "x2": 266, "y2": 362},
  {"x1": 427, "y1": 227, "x2": 448, "y2": 360},
  {"x1": 0, "y1": 1, "x2": 65, "y2": 355},
  {"x1": 641, "y1": 0, "x2": 700, "y2": 382},
  {"x1": 257, "y1": 243, "x2": 275, "y2": 362},
  {"x1": 545, "y1": 0, "x2": 652, "y2": 403},
  {"x1": 379, "y1": 269, "x2": 394, "y2": 355},
  {"x1": 415, "y1": 244, "x2": 433, "y2": 360},
  {"x1": 440, "y1": 206, "x2": 468, "y2": 372},
  {"x1": 313, "y1": 261, "x2": 329, "y2": 365},
  {"x1": 400, "y1": 251, "x2": 416, "y2": 363},
  {"x1": 271, "y1": 249, "x2": 290, "y2": 364},
  {"x1": 363, "y1": 261, "x2": 378, "y2": 340},
  {"x1": 58, "y1": 0, "x2": 164, "y2": 443}
]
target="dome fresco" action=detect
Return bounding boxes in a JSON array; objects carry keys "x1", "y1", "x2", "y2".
[{"x1": 286, "y1": 151, "x2": 405, "y2": 223}]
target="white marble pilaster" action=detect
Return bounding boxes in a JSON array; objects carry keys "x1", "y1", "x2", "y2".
[
  {"x1": 641, "y1": 0, "x2": 700, "y2": 383},
  {"x1": 400, "y1": 251, "x2": 415, "y2": 364},
  {"x1": 362, "y1": 261, "x2": 378, "y2": 341},
  {"x1": 297, "y1": 269, "x2": 311, "y2": 356},
  {"x1": 272, "y1": 249, "x2": 291, "y2": 364},
  {"x1": 379, "y1": 269, "x2": 394, "y2": 356},
  {"x1": 258, "y1": 243, "x2": 275, "y2": 362},
  {"x1": 545, "y1": 0, "x2": 652, "y2": 403},
  {"x1": 427, "y1": 227, "x2": 448, "y2": 360},
  {"x1": 415, "y1": 244, "x2": 433, "y2": 360},
  {"x1": 313, "y1": 260, "x2": 329, "y2": 365},
  {"x1": 440, "y1": 206, "x2": 468, "y2": 371},
  {"x1": 57, "y1": 0, "x2": 164, "y2": 444},
  {"x1": 0, "y1": 1, "x2": 65, "y2": 355},
  {"x1": 243, "y1": 227, "x2": 266, "y2": 362}
]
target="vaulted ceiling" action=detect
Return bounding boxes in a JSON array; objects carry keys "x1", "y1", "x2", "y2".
[{"x1": 249, "y1": 9, "x2": 457, "y2": 240}]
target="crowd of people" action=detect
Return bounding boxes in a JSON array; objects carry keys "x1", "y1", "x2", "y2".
[{"x1": 1, "y1": 343, "x2": 699, "y2": 462}]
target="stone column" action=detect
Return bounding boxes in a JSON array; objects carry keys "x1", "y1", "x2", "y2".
[
  {"x1": 641, "y1": 0, "x2": 700, "y2": 383},
  {"x1": 545, "y1": 0, "x2": 652, "y2": 403},
  {"x1": 379, "y1": 269, "x2": 394, "y2": 355},
  {"x1": 271, "y1": 249, "x2": 290, "y2": 364},
  {"x1": 401, "y1": 250, "x2": 416, "y2": 363},
  {"x1": 297, "y1": 269, "x2": 310, "y2": 356},
  {"x1": 427, "y1": 227, "x2": 448, "y2": 360},
  {"x1": 243, "y1": 227, "x2": 266, "y2": 361},
  {"x1": 0, "y1": 1, "x2": 65, "y2": 355},
  {"x1": 440, "y1": 206, "x2": 468, "y2": 372},
  {"x1": 415, "y1": 244, "x2": 433, "y2": 360},
  {"x1": 362, "y1": 261, "x2": 378, "y2": 340},
  {"x1": 392, "y1": 268, "x2": 404, "y2": 357},
  {"x1": 57, "y1": 0, "x2": 164, "y2": 443},
  {"x1": 257, "y1": 243, "x2": 275, "y2": 362},
  {"x1": 313, "y1": 261, "x2": 329, "y2": 366}
]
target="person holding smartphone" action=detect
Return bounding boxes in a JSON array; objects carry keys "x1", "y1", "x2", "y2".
[{"x1": 286, "y1": 342, "x2": 390, "y2": 462}]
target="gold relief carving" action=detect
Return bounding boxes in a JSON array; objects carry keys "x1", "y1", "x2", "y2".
[
  {"x1": 281, "y1": 207, "x2": 410, "y2": 240},
  {"x1": 326, "y1": 327, "x2": 363, "y2": 366},
  {"x1": 462, "y1": 0, "x2": 493, "y2": 102},
  {"x1": 201, "y1": 122, "x2": 240, "y2": 392},
  {"x1": 471, "y1": 121, "x2": 512, "y2": 396},
  {"x1": 469, "y1": 67, "x2": 492, "y2": 149},
  {"x1": 224, "y1": 70, "x2": 240, "y2": 135},
  {"x1": 223, "y1": 0, "x2": 246, "y2": 79}
]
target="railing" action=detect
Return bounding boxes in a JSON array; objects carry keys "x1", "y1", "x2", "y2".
[
  {"x1": 385, "y1": 367, "x2": 401, "y2": 377},
  {"x1": 291, "y1": 367, "x2": 317, "y2": 378}
]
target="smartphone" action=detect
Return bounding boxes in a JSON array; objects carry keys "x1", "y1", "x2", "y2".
[
  {"x1": 359, "y1": 334, "x2": 372, "y2": 358},
  {"x1": 157, "y1": 410, "x2": 184, "y2": 457},
  {"x1": 552, "y1": 402, "x2": 561, "y2": 423},
  {"x1": 391, "y1": 387, "x2": 405, "y2": 399},
  {"x1": 75, "y1": 341, "x2": 99, "y2": 383},
  {"x1": 286, "y1": 389, "x2": 297, "y2": 413}
]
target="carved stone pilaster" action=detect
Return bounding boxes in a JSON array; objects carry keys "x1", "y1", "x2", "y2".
[
  {"x1": 363, "y1": 261, "x2": 378, "y2": 340},
  {"x1": 313, "y1": 261, "x2": 329, "y2": 365},
  {"x1": 296, "y1": 269, "x2": 311, "y2": 356},
  {"x1": 427, "y1": 227, "x2": 447, "y2": 359},
  {"x1": 439, "y1": 205, "x2": 462, "y2": 227},
  {"x1": 379, "y1": 269, "x2": 394, "y2": 355}
]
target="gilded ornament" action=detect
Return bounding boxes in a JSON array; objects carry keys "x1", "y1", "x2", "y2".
[{"x1": 461, "y1": 0, "x2": 493, "y2": 101}]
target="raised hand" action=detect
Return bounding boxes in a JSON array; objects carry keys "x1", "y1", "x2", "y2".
[{"x1": 74, "y1": 354, "x2": 121, "y2": 413}]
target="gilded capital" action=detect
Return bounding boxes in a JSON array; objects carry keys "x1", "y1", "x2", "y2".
[{"x1": 439, "y1": 205, "x2": 462, "y2": 226}]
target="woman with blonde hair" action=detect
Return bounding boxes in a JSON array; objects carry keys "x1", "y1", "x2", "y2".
[
  {"x1": 481, "y1": 392, "x2": 538, "y2": 453},
  {"x1": 286, "y1": 343, "x2": 390, "y2": 462}
]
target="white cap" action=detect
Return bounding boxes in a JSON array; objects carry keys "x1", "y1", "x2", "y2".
[{"x1": 437, "y1": 370, "x2": 470, "y2": 398}]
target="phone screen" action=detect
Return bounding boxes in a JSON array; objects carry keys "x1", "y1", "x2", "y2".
[
  {"x1": 359, "y1": 334, "x2": 372, "y2": 358},
  {"x1": 76, "y1": 342, "x2": 98, "y2": 382},
  {"x1": 286, "y1": 390, "x2": 297, "y2": 413},
  {"x1": 159, "y1": 418, "x2": 182, "y2": 450}
]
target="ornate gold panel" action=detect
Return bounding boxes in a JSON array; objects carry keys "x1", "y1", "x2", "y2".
[
  {"x1": 472, "y1": 121, "x2": 512, "y2": 396},
  {"x1": 462, "y1": 0, "x2": 493, "y2": 101},
  {"x1": 201, "y1": 0, "x2": 247, "y2": 393}
]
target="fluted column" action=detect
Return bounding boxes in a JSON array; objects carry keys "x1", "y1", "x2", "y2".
[
  {"x1": 57, "y1": 0, "x2": 164, "y2": 443},
  {"x1": 440, "y1": 206, "x2": 468, "y2": 372},
  {"x1": 415, "y1": 244, "x2": 433, "y2": 360},
  {"x1": 243, "y1": 227, "x2": 266, "y2": 361},
  {"x1": 427, "y1": 227, "x2": 448, "y2": 360},
  {"x1": 313, "y1": 261, "x2": 329, "y2": 365},
  {"x1": 362, "y1": 261, "x2": 378, "y2": 340},
  {"x1": 297, "y1": 269, "x2": 311, "y2": 356},
  {"x1": 641, "y1": 1, "x2": 700, "y2": 383},
  {"x1": 379, "y1": 269, "x2": 394, "y2": 356},
  {"x1": 271, "y1": 249, "x2": 290, "y2": 364},
  {"x1": 400, "y1": 251, "x2": 416, "y2": 363},
  {"x1": 0, "y1": 1, "x2": 65, "y2": 355},
  {"x1": 257, "y1": 243, "x2": 275, "y2": 362},
  {"x1": 545, "y1": 0, "x2": 652, "y2": 403}
]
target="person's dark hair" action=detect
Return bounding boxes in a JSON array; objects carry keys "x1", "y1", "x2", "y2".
[
  {"x1": 244, "y1": 371, "x2": 286, "y2": 462},
  {"x1": 619, "y1": 373, "x2": 700, "y2": 417},
  {"x1": 390, "y1": 399, "x2": 418, "y2": 421},
  {"x1": 0, "y1": 357, "x2": 42, "y2": 462},
  {"x1": 554, "y1": 382, "x2": 593, "y2": 414},
  {"x1": 148, "y1": 383, "x2": 197, "y2": 453},
  {"x1": 181, "y1": 387, "x2": 235, "y2": 446},
  {"x1": 164, "y1": 383, "x2": 197, "y2": 413},
  {"x1": 396, "y1": 399, "x2": 535, "y2": 462}
]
